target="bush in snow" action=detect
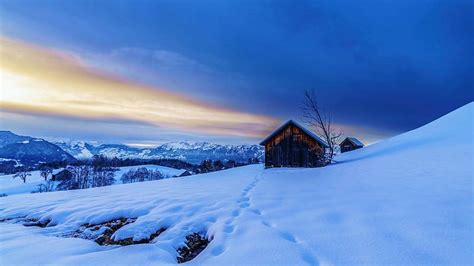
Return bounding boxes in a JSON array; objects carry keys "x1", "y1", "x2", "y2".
[
  {"x1": 212, "y1": 160, "x2": 224, "y2": 171},
  {"x1": 33, "y1": 180, "x2": 55, "y2": 193},
  {"x1": 121, "y1": 167, "x2": 165, "y2": 184},
  {"x1": 198, "y1": 160, "x2": 214, "y2": 173}
]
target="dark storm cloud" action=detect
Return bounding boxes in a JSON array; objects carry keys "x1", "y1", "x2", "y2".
[{"x1": 1, "y1": 0, "x2": 472, "y2": 142}]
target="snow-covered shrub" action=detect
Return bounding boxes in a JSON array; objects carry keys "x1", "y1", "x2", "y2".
[
  {"x1": 33, "y1": 180, "x2": 55, "y2": 193},
  {"x1": 121, "y1": 167, "x2": 165, "y2": 184},
  {"x1": 199, "y1": 160, "x2": 214, "y2": 173}
]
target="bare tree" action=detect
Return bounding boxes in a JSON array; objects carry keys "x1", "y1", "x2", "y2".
[
  {"x1": 34, "y1": 180, "x2": 55, "y2": 193},
  {"x1": 13, "y1": 168, "x2": 31, "y2": 183},
  {"x1": 121, "y1": 167, "x2": 164, "y2": 184},
  {"x1": 92, "y1": 166, "x2": 116, "y2": 187},
  {"x1": 40, "y1": 167, "x2": 53, "y2": 181},
  {"x1": 61, "y1": 165, "x2": 91, "y2": 190},
  {"x1": 302, "y1": 89, "x2": 342, "y2": 164}
]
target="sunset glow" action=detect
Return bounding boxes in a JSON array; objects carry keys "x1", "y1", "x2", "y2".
[{"x1": 0, "y1": 37, "x2": 278, "y2": 138}]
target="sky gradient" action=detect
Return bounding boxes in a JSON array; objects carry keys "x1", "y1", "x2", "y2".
[{"x1": 1, "y1": 0, "x2": 473, "y2": 145}]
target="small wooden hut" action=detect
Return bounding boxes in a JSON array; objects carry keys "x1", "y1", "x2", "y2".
[
  {"x1": 178, "y1": 170, "x2": 192, "y2": 177},
  {"x1": 52, "y1": 169, "x2": 73, "y2": 181},
  {"x1": 339, "y1": 137, "x2": 364, "y2": 153},
  {"x1": 260, "y1": 120, "x2": 328, "y2": 168}
]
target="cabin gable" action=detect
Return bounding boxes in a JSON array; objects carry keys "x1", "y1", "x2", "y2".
[
  {"x1": 260, "y1": 120, "x2": 326, "y2": 168},
  {"x1": 340, "y1": 137, "x2": 364, "y2": 153}
]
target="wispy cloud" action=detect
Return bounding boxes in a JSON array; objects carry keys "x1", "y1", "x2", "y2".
[
  {"x1": 88, "y1": 46, "x2": 214, "y2": 75},
  {"x1": 0, "y1": 37, "x2": 278, "y2": 138},
  {"x1": 119, "y1": 47, "x2": 210, "y2": 70}
]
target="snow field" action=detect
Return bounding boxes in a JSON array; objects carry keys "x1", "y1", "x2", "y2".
[{"x1": 0, "y1": 103, "x2": 472, "y2": 265}]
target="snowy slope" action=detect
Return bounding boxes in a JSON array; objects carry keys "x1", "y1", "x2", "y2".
[
  {"x1": 0, "y1": 103, "x2": 472, "y2": 265},
  {"x1": 0, "y1": 165, "x2": 187, "y2": 196},
  {"x1": 0, "y1": 168, "x2": 64, "y2": 196}
]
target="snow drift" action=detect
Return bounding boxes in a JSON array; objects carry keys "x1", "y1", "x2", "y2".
[{"x1": 0, "y1": 103, "x2": 472, "y2": 265}]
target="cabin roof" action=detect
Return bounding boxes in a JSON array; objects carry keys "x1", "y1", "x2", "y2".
[
  {"x1": 55, "y1": 169, "x2": 72, "y2": 175},
  {"x1": 259, "y1": 120, "x2": 329, "y2": 147},
  {"x1": 342, "y1": 137, "x2": 364, "y2": 147}
]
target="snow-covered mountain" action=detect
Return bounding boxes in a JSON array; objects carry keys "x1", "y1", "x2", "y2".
[
  {"x1": 0, "y1": 131, "x2": 76, "y2": 167},
  {"x1": 0, "y1": 103, "x2": 471, "y2": 265},
  {"x1": 55, "y1": 140, "x2": 263, "y2": 163},
  {"x1": 152, "y1": 142, "x2": 263, "y2": 163},
  {"x1": 0, "y1": 131, "x2": 263, "y2": 168}
]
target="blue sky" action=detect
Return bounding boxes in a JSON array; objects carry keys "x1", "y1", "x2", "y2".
[{"x1": 0, "y1": 0, "x2": 472, "y2": 145}]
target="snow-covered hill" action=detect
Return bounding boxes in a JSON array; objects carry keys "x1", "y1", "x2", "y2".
[
  {"x1": 55, "y1": 141, "x2": 264, "y2": 163},
  {"x1": 0, "y1": 165, "x2": 188, "y2": 196},
  {"x1": 0, "y1": 103, "x2": 472, "y2": 265},
  {"x1": 0, "y1": 131, "x2": 76, "y2": 167}
]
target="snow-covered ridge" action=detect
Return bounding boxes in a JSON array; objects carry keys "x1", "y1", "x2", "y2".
[{"x1": 55, "y1": 140, "x2": 264, "y2": 163}]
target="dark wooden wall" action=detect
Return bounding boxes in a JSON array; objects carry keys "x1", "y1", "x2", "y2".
[
  {"x1": 264, "y1": 124, "x2": 325, "y2": 168},
  {"x1": 340, "y1": 139, "x2": 362, "y2": 153}
]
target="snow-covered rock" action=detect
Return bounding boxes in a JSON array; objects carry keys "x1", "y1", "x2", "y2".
[{"x1": 0, "y1": 103, "x2": 472, "y2": 265}]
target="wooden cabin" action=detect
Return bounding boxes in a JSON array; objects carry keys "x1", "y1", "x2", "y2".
[
  {"x1": 260, "y1": 120, "x2": 328, "y2": 168},
  {"x1": 177, "y1": 170, "x2": 192, "y2": 177},
  {"x1": 52, "y1": 169, "x2": 73, "y2": 181},
  {"x1": 339, "y1": 137, "x2": 364, "y2": 153}
]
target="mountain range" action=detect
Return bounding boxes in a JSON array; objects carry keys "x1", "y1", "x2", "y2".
[
  {"x1": 0, "y1": 131, "x2": 263, "y2": 168},
  {"x1": 54, "y1": 140, "x2": 264, "y2": 164}
]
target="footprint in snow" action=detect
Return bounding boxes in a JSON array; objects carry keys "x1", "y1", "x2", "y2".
[
  {"x1": 250, "y1": 209, "x2": 262, "y2": 215},
  {"x1": 231, "y1": 209, "x2": 240, "y2": 217},
  {"x1": 210, "y1": 245, "x2": 225, "y2": 256},
  {"x1": 261, "y1": 220, "x2": 273, "y2": 228},
  {"x1": 239, "y1": 202, "x2": 250, "y2": 208},
  {"x1": 223, "y1": 224, "x2": 234, "y2": 233},
  {"x1": 237, "y1": 197, "x2": 250, "y2": 203},
  {"x1": 279, "y1": 231, "x2": 298, "y2": 243},
  {"x1": 301, "y1": 250, "x2": 320, "y2": 266}
]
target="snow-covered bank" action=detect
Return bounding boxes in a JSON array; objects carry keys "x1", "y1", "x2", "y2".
[
  {"x1": 0, "y1": 103, "x2": 472, "y2": 265},
  {"x1": 0, "y1": 168, "x2": 63, "y2": 196},
  {"x1": 0, "y1": 165, "x2": 187, "y2": 196}
]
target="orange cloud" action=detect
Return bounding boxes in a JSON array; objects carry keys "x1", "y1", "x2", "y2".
[{"x1": 0, "y1": 37, "x2": 278, "y2": 138}]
